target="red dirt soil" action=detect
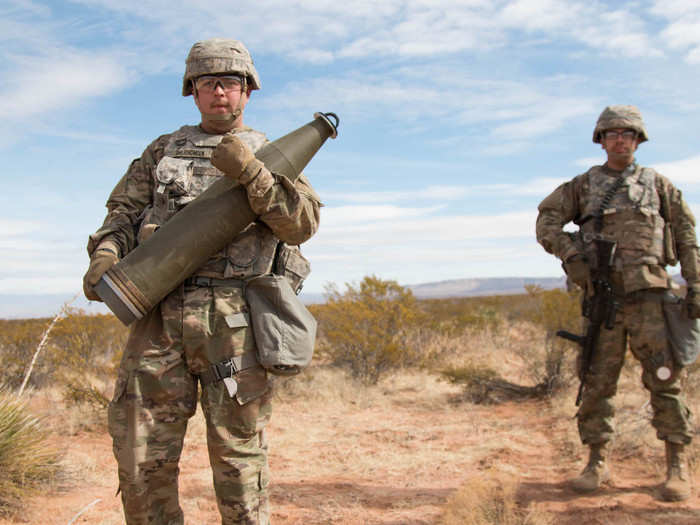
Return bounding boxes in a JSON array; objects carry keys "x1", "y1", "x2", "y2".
[{"x1": 2, "y1": 384, "x2": 699, "y2": 525}]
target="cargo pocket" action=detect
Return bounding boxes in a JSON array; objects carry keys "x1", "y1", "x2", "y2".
[
  {"x1": 235, "y1": 367, "x2": 270, "y2": 406},
  {"x1": 107, "y1": 369, "x2": 130, "y2": 442},
  {"x1": 213, "y1": 287, "x2": 255, "y2": 354}
]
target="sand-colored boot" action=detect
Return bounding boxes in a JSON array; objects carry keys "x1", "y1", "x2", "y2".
[
  {"x1": 660, "y1": 441, "x2": 691, "y2": 502},
  {"x1": 571, "y1": 443, "x2": 610, "y2": 493}
]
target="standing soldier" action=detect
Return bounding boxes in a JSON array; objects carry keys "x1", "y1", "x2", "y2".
[
  {"x1": 536, "y1": 105, "x2": 699, "y2": 501},
  {"x1": 83, "y1": 38, "x2": 321, "y2": 524}
]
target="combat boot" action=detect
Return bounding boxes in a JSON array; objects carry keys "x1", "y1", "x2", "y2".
[
  {"x1": 660, "y1": 441, "x2": 691, "y2": 501},
  {"x1": 571, "y1": 442, "x2": 610, "y2": 492}
]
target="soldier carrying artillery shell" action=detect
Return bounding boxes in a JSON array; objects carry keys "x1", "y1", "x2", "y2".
[{"x1": 83, "y1": 38, "x2": 322, "y2": 524}]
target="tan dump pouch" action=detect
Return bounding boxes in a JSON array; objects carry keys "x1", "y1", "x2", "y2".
[
  {"x1": 662, "y1": 291, "x2": 700, "y2": 366},
  {"x1": 245, "y1": 274, "x2": 317, "y2": 376}
]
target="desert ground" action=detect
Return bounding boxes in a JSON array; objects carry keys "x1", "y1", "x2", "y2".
[
  {"x1": 3, "y1": 291, "x2": 700, "y2": 524},
  {"x1": 3, "y1": 365, "x2": 700, "y2": 525}
]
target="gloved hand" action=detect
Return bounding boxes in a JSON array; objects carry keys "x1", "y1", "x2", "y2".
[
  {"x1": 563, "y1": 254, "x2": 590, "y2": 289},
  {"x1": 82, "y1": 249, "x2": 119, "y2": 302},
  {"x1": 211, "y1": 134, "x2": 256, "y2": 181},
  {"x1": 685, "y1": 284, "x2": 700, "y2": 319}
]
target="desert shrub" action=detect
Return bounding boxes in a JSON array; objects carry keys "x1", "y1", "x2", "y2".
[
  {"x1": 48, "y1": 308, "x2": 127, "y2": 371},
  {"x1": 441, "y1": 471, "x2": 552, "y2": 525},
  {"x1": 419, "y1": 297, "x2": 502, "y2": 335},
  {"x1": 0, "y1": 318, "x2": 49, "y2": 389},
  {"x1": 520, "y1": 286, "x2": 581, "y2": 395},
  {"x1": 47, "y1": 308, "x2": 126, "y2": 410},
  {"x1": 438, "y1": 288, "x2": 580, "y2": 404},
  {"x1": 0, "y1": 309, "x2": 126, "y2": 421},
  {"x1": 311, "y1": 276, "x2": 429, "y2": 385},
  {"x1": 0, "y1": 389, "x2": 60, "y2": 516},
  {"x1": 441, "y1": 362, "x2": 501, "y2": 404}
]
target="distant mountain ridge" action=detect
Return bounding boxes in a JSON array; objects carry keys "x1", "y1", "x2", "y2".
[
  {"x1": 406, "y1": 276, "x2": 567, "y2": 299},
  {"x1": 4, "y1": 274, "x2": 686, "y2": 318}
]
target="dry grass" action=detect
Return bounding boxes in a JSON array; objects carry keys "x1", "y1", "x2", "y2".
[
  {"x1": 441, "y1": 469, "x2": 554, "y2": 525},
  {"x1": 4, "y1": 290, "x2": 700, "y2": 523},
  {"x1": 26, "y1": 383, "x2": 111, "y2": 435},
  {"x1": 0, "y1": 389, "x2": 60, "y2": 517}
]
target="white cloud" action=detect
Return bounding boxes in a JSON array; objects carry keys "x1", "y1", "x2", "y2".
[
  {"x1": 516, "y1": 177, "x2": 569, "y2": 196},
  {"x1": 312, "y1": 208, "x2": 536, "y2": 247},
  {"x1": 323, "y1": 186, "x2": 469, "y2": 204},
  {"x1": 31, "y1": 0, "x2": 666, "y2": 65},
  {"x1": 0, "y1": 50, "x2": 131, "y2": 120},
  {"x1": 651, "y1": 1, "x2": 700, "y2": 63},
  {"x1": 0, "y1": 277, "x2": 81, "y2": 295},
  {"x1": 0, "y1": 219, "x2": 42, "y2": 236},
  {"x1": 1, "y1": 0, "x2": 692, "y2": 145},
  {"x1": 652, "y1": 155, "x2": 700, "y2": 185},
  {"x1": 0, "y1": 217, "x2": 86, "y2": 295},
  {"x1": 500, "y1": 0, "x2": 579, "y2": 31},
  {"x1": 321, "y1": 204, "x2": 441, "y2": 224},
  {"x1": 573, "y1": 156, "x2": 605, "y2": 168},
  {"x1": 260, "y1": 71, "x2": 600, "y2": 145}
]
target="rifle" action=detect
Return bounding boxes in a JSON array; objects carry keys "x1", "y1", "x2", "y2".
[{"x1": 556, "y1": 238, "x2": 618, "y2": 406}]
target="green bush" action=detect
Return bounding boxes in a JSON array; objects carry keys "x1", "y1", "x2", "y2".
[
  {"x1": 0, "y1": 389, "x2": 60, "y2": 516},
  {"x1": 311, "y1": 276, "x2": 428, "y2": 385}
]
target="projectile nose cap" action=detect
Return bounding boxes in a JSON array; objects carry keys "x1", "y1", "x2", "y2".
[{"x1": 314, "y1": 112, "x2": 339, "y2": 139}]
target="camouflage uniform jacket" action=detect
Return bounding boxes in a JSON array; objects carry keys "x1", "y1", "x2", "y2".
[
  {"x1": 536, "y1": 162, "x2": 700, "y2": 293},
  {"x1": 88, "y1": 124, "x2": 321, "y2": 279}
]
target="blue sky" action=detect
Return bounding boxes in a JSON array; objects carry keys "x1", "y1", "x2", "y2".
[{"x1": 3, "y1": 0, "x2": 700, "y2": 317}]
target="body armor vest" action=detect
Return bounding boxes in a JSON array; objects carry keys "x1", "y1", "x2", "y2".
[
  {"x1": 580, "y1": 165, "x2": 666, "y2": 270},
  {"x1": 139, "y1": 125, "x2": 278, "y2": 279}
]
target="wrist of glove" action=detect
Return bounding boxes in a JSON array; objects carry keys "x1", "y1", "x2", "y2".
[
  {"x1": 82, "y1": 248, "x2": 119, "y2": 302},
  {"x1": 211, "y1": 134, "x2": 255, "y2": 181},
  {"x1": 685, "y1": 284, "x2": 700, "y2": 319},
  {"x1": 563, "y1": 254, "x2": 589, "y2": 289}
]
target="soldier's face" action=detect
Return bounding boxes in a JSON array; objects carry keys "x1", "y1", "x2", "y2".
[
  {"x1": 194, "y1": 80, "x2": 251, "y2": 117},
  {"x1": 601, "y1": 128, "x2": 640, "y2": 164}
]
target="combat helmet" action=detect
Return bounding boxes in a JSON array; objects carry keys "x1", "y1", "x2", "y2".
[
  {"x1": 593, "y1": 105, "x2": 648, "y2": 144},
  {"x1": 183, "y1": 38, "x2": 261, "y2": 96}
]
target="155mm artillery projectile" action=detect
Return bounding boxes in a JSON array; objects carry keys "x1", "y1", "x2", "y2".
[{"x1": 95, "y1": 112, "x2": 339, "y2": 325}]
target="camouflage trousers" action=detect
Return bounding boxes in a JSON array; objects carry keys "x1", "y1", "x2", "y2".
[
  {"x1": 577, "y1": 290, "x2": 693, "y2": 446},
  {"x1": 108, "y1": 283, "x2": 272, "y2": 525}
]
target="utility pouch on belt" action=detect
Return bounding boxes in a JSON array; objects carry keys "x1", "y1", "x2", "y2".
[
  {"x1": 658, "y1": 179, "x2": 678, "y2": 267},
  {"x1": 245, "y1": 274, "x2": 317, "y2": 376},
  {"x1": 274, "y1": 243, "x2": 311, "y2": 294},
  {"x1": 662, "y1": 291, "x2": 700, "y2": 366}
]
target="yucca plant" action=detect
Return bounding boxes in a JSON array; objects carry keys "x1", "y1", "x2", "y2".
[{"x1": 0, "y1": 389, "x2": 60, "y2": 515}]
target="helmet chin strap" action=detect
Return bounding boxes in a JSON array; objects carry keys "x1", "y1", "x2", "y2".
[{"x1": 202, "y1": 105, "x2": 241, "y2": 132}]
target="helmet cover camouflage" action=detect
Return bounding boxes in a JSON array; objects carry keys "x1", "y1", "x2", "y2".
[
  {"x1": 183, "y1": 38, "x2": 261, "y2": 96},
  {"x1": 593, "y1": 105, "x2": 649, "y2": 144}
]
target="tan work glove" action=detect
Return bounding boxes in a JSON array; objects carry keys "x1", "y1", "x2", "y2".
[
  {"x1": 563, "y1": 254, "x2": 590, "y2": 289},
  {"x1": 211, "y1": 134, "x2": 260, "y2": 182},
  {"x1": 82, "y1": 248, "x2": 119, "y2": 301},
  {"x1": 685, "y1": 283, "x2": 700, "y2": 319}
]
